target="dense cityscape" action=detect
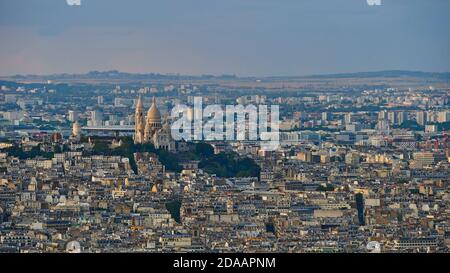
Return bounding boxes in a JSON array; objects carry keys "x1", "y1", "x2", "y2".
[
  {"x1": 0, "y1": 1, "x2": 449, "y2": 262},
  {"x1": 0, "y1": 72, "x2": 449, "y2": 253}
]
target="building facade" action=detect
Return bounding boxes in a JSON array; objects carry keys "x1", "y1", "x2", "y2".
[{"x1": 134, "y1": 96, "x2": 175, "y2": 151}]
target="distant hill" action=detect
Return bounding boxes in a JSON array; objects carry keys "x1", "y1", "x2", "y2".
[
  {"x1": 7, "y1": 70, "x2": 238, "y2": 81},
  {"x1": 304, "y1": 70, "x2": 450, "y2": 79},
  {"x1": 3, "y1": 69, "x2": 450, "y2": 82}
]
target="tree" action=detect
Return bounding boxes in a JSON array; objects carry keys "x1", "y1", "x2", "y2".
[
  {"x1": 194, "y1": 143, "x2": 214, "y2": 157},
  {"x1": 5, "y1": 144, "x2": 53, "y2": 160},
  {"x1": 395, "y1": 120, "x2": 424, "y2": 131},
  {"x1": 199, "y1": 152, "x2": 260, "y2": 178},
  {"x1": 166, "y1": 199, "x2": 182, "y2": 223},
  {"x1": 93, "y1": 141, "x2": 110, "y2": 154}
]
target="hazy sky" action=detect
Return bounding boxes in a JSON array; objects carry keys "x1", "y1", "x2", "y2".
[{"x1": 0, "y1": 0, "x2": 449, "y2": 76}]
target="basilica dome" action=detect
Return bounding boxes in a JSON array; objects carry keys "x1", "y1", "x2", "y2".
[{"x1": 147, "y1": 97, "x2": 161, "y2": 122}]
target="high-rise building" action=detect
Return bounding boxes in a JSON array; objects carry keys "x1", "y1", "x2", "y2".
[
  {"x1": 397, "y1": 111, "x2": 408, "y2": 125},
  {"x1": 90, "y1": 110, "x2": 103, "y2": 126},
  {"x1": 97, "y1": 95, "x2": 104, "y2": 105},
  {"x1": 416, "y1": 111, "x2": 427, "y2": 126},
  {"x1": 68, "y1": 110, "x2": 77, "y2": 122},
  {"x1": 344, "y1": 113, "x2": 352, "y2": 124},
  {"x1": 378, "y1": 110, "x2": 388, "y2": 121},
  {"x1": 388, "y1": 112, "x2": 397, "y2": 125},
  {"x1": 437, "y1": 111, "x2": 450, "y2": 123},
  {"x1": 322, "y1": 112, "x2": 332, "y2": 121}
]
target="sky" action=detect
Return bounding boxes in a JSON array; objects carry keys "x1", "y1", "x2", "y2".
[{"x1": 0, "y1": 0, "x2": 449, "y2": 76}]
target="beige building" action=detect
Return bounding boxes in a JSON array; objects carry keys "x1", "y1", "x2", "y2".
[{"x1": 134, "y1": 96, "x2": 176, "y2": 151}]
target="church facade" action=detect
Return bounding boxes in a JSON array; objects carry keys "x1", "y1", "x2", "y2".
[{"x1": 134, "y1": 96, "x2": 175, "y2": 152}]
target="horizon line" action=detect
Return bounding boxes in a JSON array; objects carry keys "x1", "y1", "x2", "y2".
[{"x1": 2, "y1": 69, "x2": 450, "y2": 80}]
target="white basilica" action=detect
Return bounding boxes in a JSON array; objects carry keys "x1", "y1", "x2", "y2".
[{"x1": 134, "y1": 96, "x2": 175, "y2": 152}]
